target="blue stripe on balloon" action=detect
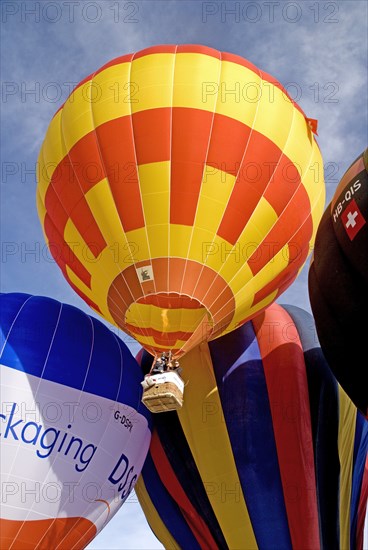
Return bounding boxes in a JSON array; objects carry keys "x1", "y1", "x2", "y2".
[
  {"x1": 1, "y1": 294, "x2": 62, "y2": 378},
  {"x1": 209, "y1": 322, "x2": 292, "y2": 550},
  {"x1": 141, "y1": 451, "x2": 201, "y2": 550},
  {"x1": 0, "y1": 292, "x2": 32, "y2": 351},
  {"x1": 0, "y1": 293, "x2": 151, "y2": 424},
  {"x1": 350, "y1": 412, "x2": 368, "y2": 549},
  {"x1": 43, "y1": 300, "x2": 92, "y2": 390},
  {"x1": 86, "y1": 316, "x2": 148, "y2": 415}
]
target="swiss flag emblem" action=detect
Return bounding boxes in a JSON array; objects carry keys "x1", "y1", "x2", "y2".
[{"x1": 341, "y1": 199, "x2": 366, "y2": 240}]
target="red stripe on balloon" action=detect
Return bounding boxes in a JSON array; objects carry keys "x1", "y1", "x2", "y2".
[
  {"x1": 44, "y1": 184, "x2": 69, "y2": 230},
  {"x1": 150, "y1": 430, "x2": 218, "y2": 550},
  {"x1": 44, "y1": 214, "x2": 92, "y2": 289},
  {"x1": 252, "y1": 303, "x2": 320, "y2": 550},
  {"x1": 45, "y1": 107, "x2": 311, "y2": 260},
  {"x1": 67, "y1": 280, "x2": 102, "y2": 314},
  {"x1": 177, "y1": 44, "x2": 221, "y2": 58},
  {"x1": 46, "y1": 134, "x2": 107, "y2": 256},
  {"x1": 248, "y1": 188, "x2": 312, "y2": 276},
  {"x1": 0, "y1": 517, "x2": 97, "y2": 550},
  {"x1": 95, "y1": 117, "x2": 144, "y2": 232},
  {"x1": 221, "y1": 51, "x2": 262, "y2": 76},
  {"x1": 251, "y1": 261, "x2": 301, "y2": 309},
  {"x1": 132, "y1": 108, "x2": 171, "y2": 165},
  {"x1": 138, "y1": 293, "x2": 203, "y2": 309},
  {"x1": 125, "y1": 324, "x2": 195, "y2": 347},
  {"x1": 135, "y1": 348, "x2": 144, "y2": 364},
  {"x1": 95, "y1": 53, "x2": 134, "y2": 73},
  {"x1": 133, "y1": 45, "x2": 177, "y2": 59},
  {"x1": 170, "y1": 108, "x2": 214, "y2": 225},
  {"x1": 65, "y1": 131, "x2": 105, "y2": 195},
  {"x1": 206, "y1": 113, "x2": 252, "y2": 176},
  {"x1": 263, "y1": 156, "x2": 302, "y2": 216},
  {"x1": 217, "y1": 131, "x2": 289, "y2": 244}
]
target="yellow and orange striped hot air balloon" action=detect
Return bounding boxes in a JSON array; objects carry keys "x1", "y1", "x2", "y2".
[{"x1": 37, "y1": 45, "x2": 325, "y2": 361}]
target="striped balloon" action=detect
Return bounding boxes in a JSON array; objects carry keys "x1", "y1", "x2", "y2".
[
  {"x1": 37, "y1": 45, "x2": 325, "y2": 359},
  {"x1": 0, "y1": 293, "x2": 151, "y2": 550},
  {"x1": 136, "y1": 304, "x2": 368, "y2": 550},
  {"x1": 309, "y1": 149, "x2": 368, "y2": 416}
]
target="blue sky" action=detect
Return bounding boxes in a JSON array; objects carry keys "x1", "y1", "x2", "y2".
[{"x1": 1, "y1": 1, "x2": 367, "y2": 548}]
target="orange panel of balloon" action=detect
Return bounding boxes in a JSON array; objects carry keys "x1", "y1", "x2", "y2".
[
  {"x1": 136, "y1": 304, "x2": 368, "y2": 550},
  {"x1": 37, "y1": 44, "x2": 325, "y2": 361},
  {"x1": 309, "y1": 148, "x2": 368, "y2": 416},
  {"x1": 0, "y1": 293, "x2": 152, "y2": 550}
]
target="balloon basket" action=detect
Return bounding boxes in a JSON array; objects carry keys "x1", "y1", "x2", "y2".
[{"x1": 141, "y1": 371, "x2": 184, "y2": 413}]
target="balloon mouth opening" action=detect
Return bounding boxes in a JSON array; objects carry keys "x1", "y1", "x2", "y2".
[{"x1": 123, "y1": 292, "x2": 214, "y2": 358}]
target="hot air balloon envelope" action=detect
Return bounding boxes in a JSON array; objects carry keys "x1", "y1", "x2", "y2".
[
  {"x1": 0, "y1": 293, "x2": 151, "y2": 549},
  {"x1": 136, "y1": 304, "x2": 368, "y2": 550},
  {"x1": 309, "y1": 148, "x2": 368, "y2": 416},
  {"x1": 37, "y1": 45, "x2": 325, "y2": 359}
]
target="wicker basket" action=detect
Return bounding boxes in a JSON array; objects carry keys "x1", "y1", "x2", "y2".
[{"x1": 141, "y1": 373, "x2": 184, "y2": 413}]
